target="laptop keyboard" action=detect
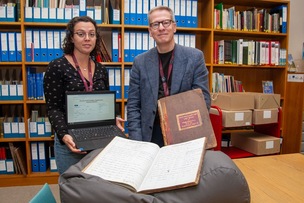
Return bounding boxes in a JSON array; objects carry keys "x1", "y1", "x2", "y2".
[{"x1": 72, "y1": 126, "x2": 123, "y2": 141}]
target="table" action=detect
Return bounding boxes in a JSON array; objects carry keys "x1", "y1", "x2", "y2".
[{"x1": 233, "y1": 153, "x2": 304, "y2": 203}]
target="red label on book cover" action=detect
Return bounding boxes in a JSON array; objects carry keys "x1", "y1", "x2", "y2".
[{"x1": 176, "y1": 110, "x2": 202, "y2": 131}]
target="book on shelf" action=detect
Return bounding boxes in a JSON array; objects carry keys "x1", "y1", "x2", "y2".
[
  {"x1": 8, "y1": 142, "x2": 26, "y2": 176},
  {"x1": 82, "y1": 136, "x2": 207, "y2": 194},
  {"x1": 287, "y1": 54, "x2": 296, "y2": 72},
  {"x1": 231, "y1": 40, "x2": 237, "y2": 64},
  {"x1": 213, "y1": 40, "x2": 219, "y2": 64},
  {"x1": 218, "y1": 39, "x2": 224, "y2": 64},
  {"x1": 157, "y1": 89, "x2": 217, "y2": 149},
  {"x1": 0, "y1": 117, "x2": 4, "y2": 138},
  {"x1": 109, "y1": 0, "x2": 120, "y2": 24},
  {"x1": 103, "y1": 0, "x2": 109, "y2": 24},
  {"x1": 224, "y1": 40, "x2": 232, "y2": 64},
  {"x1": 270, "y1": 5, "x2": 287, "y2": 33},
  {"x1": 242, "y1": 41, "x2": 249, "y2": 65},
  {"x1": 214, "y1": 3, "x2": 223, "y2": 29},
  {"x1": 14, "y1": 146, "x2": 27, "y2": 176},
  {"x1": 99, "y1": 35, "x2": 112, "y2": 62},
  {"x1": 262, "y1": 81, "x2": 274, "y2": 94}
]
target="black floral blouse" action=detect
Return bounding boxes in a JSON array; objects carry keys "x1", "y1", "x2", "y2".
[{"x1": 43, "y1": 56, "x2": 109, "y2": 143}]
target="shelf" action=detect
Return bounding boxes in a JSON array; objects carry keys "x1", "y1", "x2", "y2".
[
  {"x1": 0, "y1": 173, "x2": 59, "y2": 187},
  {"x1": 210, "y1": 105, "x2": 282, "y2": 158},
  {"x1": 212, "y1": 64, "x2": 287, "y2": 69},
  {"x1": 222, "y1": 128, "x2": 254, "y2": 134},
  {"x1": 0, "y1": 62, "x2": 23, "y2": 65},
  {"x1": 215, "y1": 0, "x2": 289, "y2": 8},
  {"x1": 28, "y1": 137, "x2": 55, "y2": 142},
  {"x1": 0, "y1": 100, "x2": 24, "y2": 104},
  {"x1": 221, "y1": 147, "x2": 255, "y2": 159},
  {"x1": 26, "y1": 100, "x2": 46, "y2": 104},
  {"x1": 213, "y1": 29, "x2": 287, "y2": 37},
  {"x1": 0, "y1": 138, "x2": 26, "y2": 142}
]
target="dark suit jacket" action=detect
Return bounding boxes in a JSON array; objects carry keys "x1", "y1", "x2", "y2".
[{"x1": 127, "y1": 44, "x2": 211, "y2": 142}]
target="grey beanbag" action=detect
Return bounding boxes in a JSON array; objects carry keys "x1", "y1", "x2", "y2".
[{"x1": 59, "y1": 149, "x2": 250, "y2": 203}]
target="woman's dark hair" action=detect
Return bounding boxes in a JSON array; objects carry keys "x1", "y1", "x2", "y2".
[{"x1": 62, "y1": 16, "x2": 101, "y2": 58}]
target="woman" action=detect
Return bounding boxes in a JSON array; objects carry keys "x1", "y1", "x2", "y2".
[{"x1": 43, "y1": 16, "x2": 124, "y2": 174}]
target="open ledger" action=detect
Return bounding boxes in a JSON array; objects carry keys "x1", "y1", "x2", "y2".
[{"x1": 82, "y1": 136, "x2": 207, "y2": 194}]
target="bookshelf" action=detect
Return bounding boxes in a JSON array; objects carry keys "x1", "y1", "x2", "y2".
[{"x1": 0, "y1": 0, "x2": 289, "y2": 186}]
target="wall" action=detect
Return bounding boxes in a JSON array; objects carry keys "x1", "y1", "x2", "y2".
[
  {"x1": 288, "y1": 0, "x2": 304, "y2": 60},
  {"x1": 287, "y1": 0, "x2": 304, "y2": 153}
]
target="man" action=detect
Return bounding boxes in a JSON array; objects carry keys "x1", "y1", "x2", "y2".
[{"x1": 127, "y1": 6, "x2": 211, "y2": 147}]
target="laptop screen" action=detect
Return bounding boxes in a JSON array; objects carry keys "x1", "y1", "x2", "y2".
[{"x1": 66, "y1": 91, "x2": 116, "y2": 125}]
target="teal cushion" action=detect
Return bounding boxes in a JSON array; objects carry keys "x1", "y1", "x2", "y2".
[{"x1": 29, "y1": 183, "x2": 56, "y2": 203}]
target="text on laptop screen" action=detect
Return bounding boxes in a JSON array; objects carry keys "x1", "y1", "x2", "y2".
[{"x1": 67, "y1": 92, "x2": 115, "y2": 124}]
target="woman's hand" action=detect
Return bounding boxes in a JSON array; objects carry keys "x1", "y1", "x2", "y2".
[
  {"x1": 62, "y1": 134, "x2": 87, "y2": 154},
  {"x1": 116, "y1": 117, "x2": 125, "y2": 132}
]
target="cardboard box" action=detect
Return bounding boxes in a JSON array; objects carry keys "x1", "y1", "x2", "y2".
[
  {"x1": 252, "y1": 108, "x2": 278, "y2": 125},
  {"x1": 254, "y1": 93, "x2": 280, "y2": 109},
  {"x1": 211, "y1": 93, "x2": 255, "y2": 110},
  {"x1": 241, "y1": 92, "x2": 280, "y2": 109},
  {"x1": 231, "y1": 131, "x2": 280, "y2": 155},
  {"x1": 222, "y1": 110, "x2": 252, "y2": 127}
]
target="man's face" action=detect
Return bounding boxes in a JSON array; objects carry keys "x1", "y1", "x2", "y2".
[{"x1": 148, "y1": 9, "x2": 176, "y2": 45}]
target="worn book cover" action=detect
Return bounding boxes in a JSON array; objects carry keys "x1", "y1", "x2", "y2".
[
  {"x1": 158, "y1": 89, "x2": 217, "y2": 149},
  {"x1": 14, "y1": 147, "x2": 27, "y2": 176}
]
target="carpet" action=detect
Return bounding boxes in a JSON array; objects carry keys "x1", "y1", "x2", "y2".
[{"x1": 0, "y1": 184, "x2": 60, "y2": 203}]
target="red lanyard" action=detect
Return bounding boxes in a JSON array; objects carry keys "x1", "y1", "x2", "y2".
[
  {"x1": 72, "y1": 54, "x2": 93, "y2": 92},
  {"x1": 159, "y1": 51, "x2": 174, "y2": 97}
]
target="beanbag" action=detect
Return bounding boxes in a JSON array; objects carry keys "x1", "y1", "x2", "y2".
[{"x1": 59, "y1": 149, "x2": 250, "y2": 203}]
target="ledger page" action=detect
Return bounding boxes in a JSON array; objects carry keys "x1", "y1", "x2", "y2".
[
  {"x1": 138, "y1": 137, "x2": 206, "y2": 193},
  {"x1": 82, "y1": 137, "x2": 160, "y2": 191}
]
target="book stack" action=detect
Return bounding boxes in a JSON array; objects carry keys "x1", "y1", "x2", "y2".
[{"x1": 8, "y1": 143, "x2": 27, "y2": 176}]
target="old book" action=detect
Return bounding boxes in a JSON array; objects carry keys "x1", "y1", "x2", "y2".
[
  {"x1": 14, "y1": 146, "x2": 27, "y2": 176},
  {"x1": 100, "y1": 37, "x2": 112, "y2": 62},
  {"x1": 83, "y1": 136, "x2": 207, "y2": 194},
  {"x1": 8, "y1": 142, "x2": 20, "y2": 174},
  {"x1": 158, "y1": 89, "x2": 217, "y2": 149}
]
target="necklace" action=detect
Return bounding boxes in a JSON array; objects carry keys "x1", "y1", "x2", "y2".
[{"x1": 72, "y1": 54, "x2": 93, "y2": 92}]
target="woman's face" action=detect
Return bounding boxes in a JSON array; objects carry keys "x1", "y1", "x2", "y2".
[{"x1": 72, "y1": 21, "x2": 97, "y2": 55}]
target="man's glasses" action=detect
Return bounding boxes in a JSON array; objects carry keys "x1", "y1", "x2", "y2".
[
  {"x1": 74, "y1": 31, "x2": 96, "y2": 39},
  {"x1": 150, "y1": 20, "x2": 174, "y2": 30}
]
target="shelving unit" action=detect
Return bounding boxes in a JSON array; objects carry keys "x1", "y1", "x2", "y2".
[
  {"x1": 210, "y1": 105, "x2": 282, "y2": 159},
  {"x1": 0, "y1": 0, "x2": 290, "y2": 186}
]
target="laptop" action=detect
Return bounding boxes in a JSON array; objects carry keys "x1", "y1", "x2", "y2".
[{"x1": 65, "y1": 91, "x2": 126, "y2": 151}]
